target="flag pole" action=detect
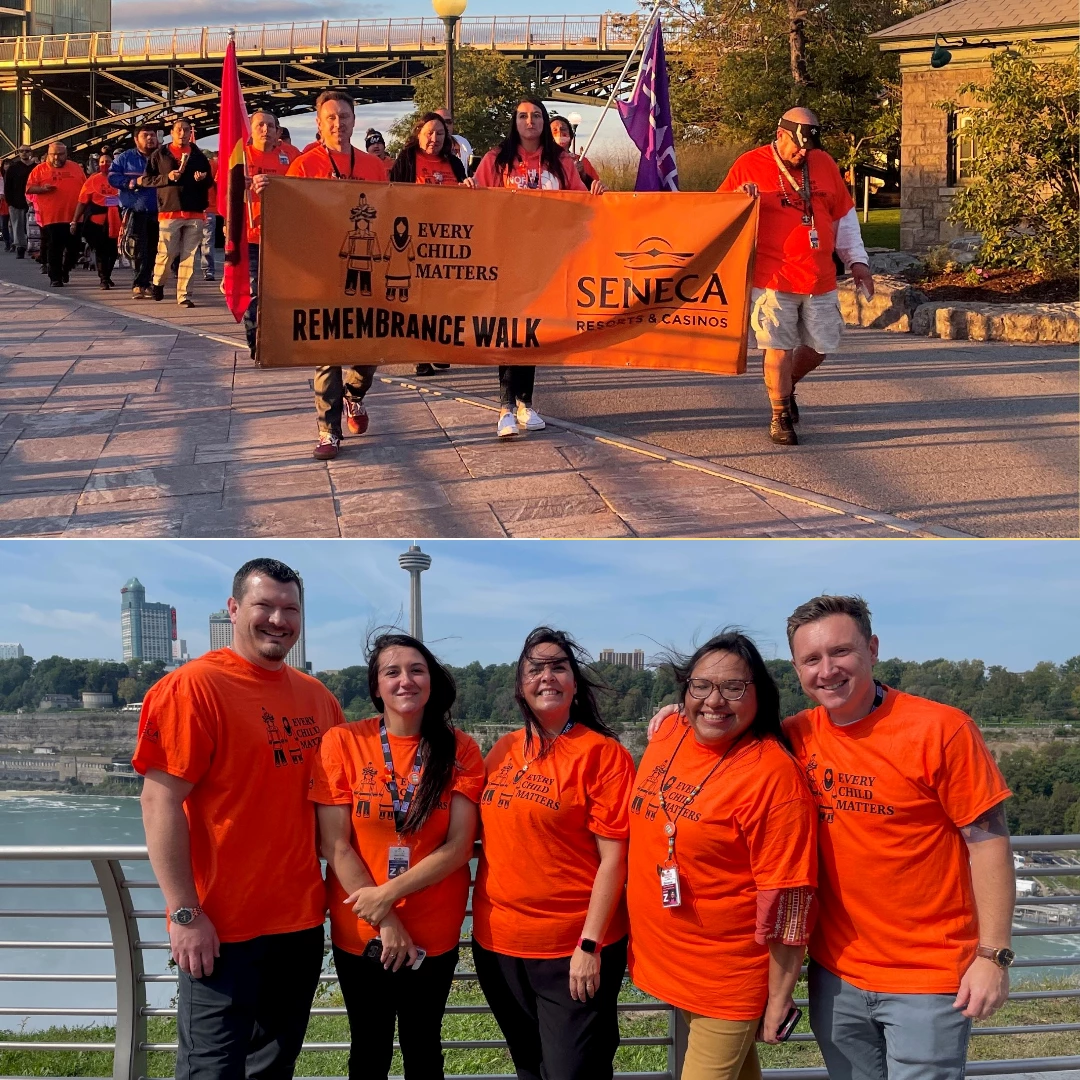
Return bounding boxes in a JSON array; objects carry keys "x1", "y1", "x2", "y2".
[{"x1": 578, "y1": 2, "x2": 662, "y2": 162}]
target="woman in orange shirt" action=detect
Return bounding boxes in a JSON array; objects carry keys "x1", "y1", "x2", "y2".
[
  {"x1": 465, "y1": 99, "x2": 602, "y2": 440},
  {"x1": 472, "y1": 626, "x2": 635, "y2": 1080},
  {"x1": 310, "y1": 633, "x2": 485, "y2": 1080},
  {"x1": 72, "y1": 151, "x2": 121, "y2": 289},
  {"x1": 628, "y1": 632, "x2": 818, "y2": 1080}
]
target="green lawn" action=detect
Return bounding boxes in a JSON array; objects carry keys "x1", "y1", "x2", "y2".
[{"x1": 859, "y1": 208, "x2": 901, "y2": 250}]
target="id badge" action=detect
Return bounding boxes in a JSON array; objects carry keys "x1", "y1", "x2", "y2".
[
  {"x1": 808, "y1": 228, "x2": 819, "y2": 250},
  {"x1": 387, "y1": 845, "x2": 411, "y2": 879},
  {"x1": 660, "y1": 865, "x2": 681, "y2": 908}
]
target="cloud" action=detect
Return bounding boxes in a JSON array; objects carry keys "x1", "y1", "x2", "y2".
[
  {"x1": 111, "y1": 0, "x2": 386, "y2": 30},
  {"x1": 11, "y1": 603, "x2": 113, "y2": 637}
]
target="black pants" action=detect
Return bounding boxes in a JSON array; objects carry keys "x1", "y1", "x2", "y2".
[
  {"x1": 498, "y1": 365, "x2": 536, "y2": 408},
  {"x1": 176, "y1": 924, "x2": 323, "y2": 1080},
  {"x1": 472, "y1": 936, "x2": 627, "y2": 1080},
  {"x1": 42, "y1": 222, "x2": 78, "y2": 284},
  {"x1": 83, "y1": 219, "x2": 117, "y2": 283},
  {"x1": 129, "y1": 210, "x2": 159, "y2": 287},
  {"x1": 334, "y1": 943, "x2": 459, "y2": 1080}
]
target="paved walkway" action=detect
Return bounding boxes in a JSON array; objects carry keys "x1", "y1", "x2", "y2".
[{"x1": 0, "y1": 254, "x2": 1075, "y2": 538}]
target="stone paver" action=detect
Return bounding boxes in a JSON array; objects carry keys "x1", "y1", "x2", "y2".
[{"x1": 1, "y1": 253, "x2": 1070, "y2": 538}]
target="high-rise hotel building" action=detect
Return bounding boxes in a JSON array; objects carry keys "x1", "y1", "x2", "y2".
[{"x1": 120, "y1": 578, "x2": 176, "y2": 663}]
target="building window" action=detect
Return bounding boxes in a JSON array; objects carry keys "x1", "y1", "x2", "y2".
[{"x1": 947, "y1": 111, "x2": 979, "y2": 187}]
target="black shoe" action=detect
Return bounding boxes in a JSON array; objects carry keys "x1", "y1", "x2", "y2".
[
  {"x1": 789, "y1": 393, "x2": 800, "y2": 424},
  {"x1": 769, "y1": 411, "x2": 799, "y2": 446},
  {"x1": 40, "y1": 263, "x2": 48, "y2": 274},
  {"x1": 180, "y1": 298, "x2": 195, "y2": 308},
  {"x1": 151, "y1": 284, "x2": 164, "y2": 301},
  {"x1": 16, "y1": 248, "x2": 25, "y2": 259},
  {"x1": 414, "y1": 364, "x2": 434, "y2": 376},
  {"x1": 50, "y1": 280, "x2": 63, "y2": 288},
  {"x1": 62, "y1": 272, "x2": 69, "y2": 283},
  {"x1": 433, "y1": 363, "x2": 451, "y2": 370}
]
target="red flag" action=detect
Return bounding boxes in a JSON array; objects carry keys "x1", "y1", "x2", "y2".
[{"x1": 218, "y1": 39, "x2": 251, "y2": 322}]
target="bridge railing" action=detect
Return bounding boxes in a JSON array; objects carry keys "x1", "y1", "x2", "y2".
[
  {"x1": 2, "y1": 837, "x2": 1080, "y2": 1079},
  {"x1": 0, "y1": 15, "x2": 666, "y2": 67}
]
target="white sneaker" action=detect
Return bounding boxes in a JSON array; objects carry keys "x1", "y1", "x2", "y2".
[
  {"x1": 497, "y1": 410, "x2": 519, "y2": 438},
  {"x1": 515, "y1": 403, "x2": 546, "y2": 431}
]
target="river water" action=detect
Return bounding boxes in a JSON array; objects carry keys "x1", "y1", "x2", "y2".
[{"x1": 1, "y1": 794, "x2": 1078, "y2": 1032}]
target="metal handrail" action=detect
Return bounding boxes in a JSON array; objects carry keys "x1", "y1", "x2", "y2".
[
  {"x1": 0, "y1": 14, "x2": 685, "y2": 69},
  {"x1": 1, "y1": 838, "x2": 1079, "y2": 1078}
]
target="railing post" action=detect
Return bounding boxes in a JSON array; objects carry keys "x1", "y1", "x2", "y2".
[
  {"x1": 490, "y1": 16, "x2": 496, "y2": 50},
  {"x1": 92, "y1": 858, "x2": 147, "y2": 1080},
  {"x1": 561, "y1": 15, "x2": 566, "y2": 49},
  {"x1": 667, "y1": 1007, "x2": 687, "y2": 1080},
  {"x1": 600, "y1": 12, "x2": 607, "y2": 50},
  {"x1": 320, "y1": 20, "x2": 328, "y2": 54}
]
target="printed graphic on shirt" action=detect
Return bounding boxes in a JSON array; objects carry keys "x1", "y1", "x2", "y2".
[
  {"x1": 481, "y1": 756, "x2": 562, "y2": 812},
  {"x1": 803, "y1": 753, "x2": 895, "y2": 823},
  {"x1": 261, "y1": 706, "x2": 322, "y2": 767}
]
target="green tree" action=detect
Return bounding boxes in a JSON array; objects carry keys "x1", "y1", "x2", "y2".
[
  {"x1": 388, "y1": 49, "x2": 534, "y2": 157},
  {"x1": 945, "y1": 44, "x2": 1079, "y2": 277},
  {"x1": 116, "y1": 677, "x2": 141, "y2": 705}
]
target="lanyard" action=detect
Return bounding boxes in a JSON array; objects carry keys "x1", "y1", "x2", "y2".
[
  {"x1": 513, "y1": 719, "x2": 574, "y2": 784},
  {"x1": 868, "y1": 681, "x2": 885, "y2": 714},
  {"x1": 657, "y1": 726, "x2": 747, "y2": 865},
  {"x1": 771, "y1": 142, "x2": 814, "y2": 228},
  {"x1": 325, "y1": 145, "x2": 355, "y2": 180},
  {"x1": 379, "y1": 719, "x2": 424, "y2": 833}
]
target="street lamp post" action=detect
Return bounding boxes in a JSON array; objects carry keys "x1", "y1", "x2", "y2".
[
  {"x1": 398, "y1": 542, "x2": 433, "y2": 641},
  {"x1": 432, "y1": 0, "x2": 467, "y2": 115}
]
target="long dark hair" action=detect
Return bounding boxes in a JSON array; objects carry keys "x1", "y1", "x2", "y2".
[
  {"x1": 667, "y1": 629, "x2": 788, "y2": 750},
  {"x1": 401, "y1": 112, "x2": 456, "y2": 164},
  {"x1": 494, "y1": 98, "x2": 566, "y2": 187},
  {"x1": 366, "y1": 631, "x2": 458, "y2": 836},
  {"x1": 514, "y1": 626, "x2": 618, "y2": 756}
]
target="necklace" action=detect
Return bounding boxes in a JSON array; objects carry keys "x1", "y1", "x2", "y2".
[{"x1": 513, "y1": 719, "x2": 574, "y2": 784}]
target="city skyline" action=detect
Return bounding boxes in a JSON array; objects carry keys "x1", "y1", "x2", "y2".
[{"x1": 0, "y1": 540, "x2": 1077, "y2": 673}]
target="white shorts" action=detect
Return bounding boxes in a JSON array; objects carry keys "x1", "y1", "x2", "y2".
[{"x1": 750, "y1": 287, "x2": 844, "y2": 354}]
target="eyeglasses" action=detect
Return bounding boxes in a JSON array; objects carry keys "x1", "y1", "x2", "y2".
[{"x1": 686, "y1": 678, "x2": 752, "y2": 701}]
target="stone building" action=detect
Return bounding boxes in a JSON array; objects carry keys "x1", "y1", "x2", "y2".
[{"x1": 873, "y1": 0, "x2": 1079, "y2": 251}]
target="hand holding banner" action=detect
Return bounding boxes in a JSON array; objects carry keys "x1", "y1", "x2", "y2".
[{"x1": 257, "y1": 180, "x2": 757, "y2": 375}]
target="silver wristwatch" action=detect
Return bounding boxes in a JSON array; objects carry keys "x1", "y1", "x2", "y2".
[{"x1": 169, "y1": 905, "x2": 203, "y2": 925}]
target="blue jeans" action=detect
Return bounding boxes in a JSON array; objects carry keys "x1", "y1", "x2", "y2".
[
  {"x1": 243, "y1": 242, "x2": 260, "y2": 351},
  {"x1": 198, "y1": 213, "x2": 216, "y2": 275},
  {"x1": 808, "y1": 961, "x2": 972, "y2": 1080}
]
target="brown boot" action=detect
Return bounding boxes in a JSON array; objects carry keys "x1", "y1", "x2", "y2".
[{"x1": 769, "y1": 410, "x2": 798, "y2": 446}]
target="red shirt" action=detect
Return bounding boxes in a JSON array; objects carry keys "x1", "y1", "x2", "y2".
[
  {"x1": 473, "y1": 148, "x2": 586, "y2": 191},
  {"x1": 26, "y1": 161, "x2": 85, "y2": 226},
  {"x1": 718, "y1": 145, "x2": 854, "y2": 295},
  {"x1": 414, "y1": 152, "x2": 457, "y2": 185},
  {"x1": 286, "y1": 145, "x2": 386, "y2": 182},
  {"x1": 245, "y1": 142, "x2": 300, "y2": 244}
]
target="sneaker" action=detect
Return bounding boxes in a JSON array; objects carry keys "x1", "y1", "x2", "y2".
[
  {"x1": 204, "y1": 271, "x2": 215, "y2": 281},
  {"x1": 312, "y1": 431, "x2": 341, "y2": 460},
  {"x1": 515, "y1": 403, "x2": 546, "y2": 431},
  {"x1": 343, "y1": 397, "x2": 369, "y2": 436},
  {"x1": 132, "y1": 286, "x2": 144, "y2": 299},
  {"x1": 151, "y1": 284, "x2": 164, "y2": 302},
  {"x1": 789, "y1": 392, "x2": 800, "y2": 424},
  {"x1": 50, "y1": 280, "x2": 63, "y2": 288},
  {"x1": 769, "y1": 411, "x2": 799, "y2": 446},
  {"x1": 433, "y1": 363, "x2": 451, "y2": 370},
  {"x1": 414, "y1": 364, "x2": 434, "y2": 377},
  {"x1": 497, "y1": 410, "x2": 519, "y2": 438},
  {"x1": 179, "y1": 298, "x2": 195, "y2": 308}
]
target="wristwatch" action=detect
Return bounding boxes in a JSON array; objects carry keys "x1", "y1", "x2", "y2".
[
  {"x1": 169, "y1": 905, "x2": 203, "y2": 926},
  {"x1": 976, "y1": 944, "x2": 1015, "y2": 968},
  {"x1": 576, "y1": 937, "x2": 599, "y2": 954}
]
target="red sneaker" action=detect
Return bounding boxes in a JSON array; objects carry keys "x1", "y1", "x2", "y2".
[
  {"x1": 344, "y1": 398, "x2": 369, "y2": 436},
  {"x1": 313, "y1": 431, "x2": 341, "y2": 460}
]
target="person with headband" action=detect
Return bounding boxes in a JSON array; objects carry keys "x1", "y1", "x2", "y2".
[{"x1": 718, "y1": 107, "x2": 874, "y2": 446}]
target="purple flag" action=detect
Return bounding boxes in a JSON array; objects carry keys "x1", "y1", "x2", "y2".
[{"x1": 617, "y1": 19, "x2": 679, "y2": 192}]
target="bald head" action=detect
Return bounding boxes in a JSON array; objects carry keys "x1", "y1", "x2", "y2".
[
  {"x1": 781, "y1": 107, "x2": 819, "y2": 127},
  {"x1": 775, "y1": 107, "x2": 820, "y2": 167},
  {"x1": 46, "y1": 142, "x2": 68, "y2": 166}
]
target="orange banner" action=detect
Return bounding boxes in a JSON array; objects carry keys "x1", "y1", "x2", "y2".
[{"x1": 257, "y1": 180, "x2": 757, "y2": 374}]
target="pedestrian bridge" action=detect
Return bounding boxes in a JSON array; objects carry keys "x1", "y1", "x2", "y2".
[
  {"x1": 0, "y1": 14, "x2": 680, "y2": 155},
  {"x1": 0, "y1": 835, "x2": 1079, "y2": 1079}
]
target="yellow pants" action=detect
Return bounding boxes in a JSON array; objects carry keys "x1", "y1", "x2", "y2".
[
  {"x1": 680, "y1": 1013, "x2": 761, "y2": 1080},
  {"x1": 152, "y1": 216, "x2": 202, "y2": 302}
]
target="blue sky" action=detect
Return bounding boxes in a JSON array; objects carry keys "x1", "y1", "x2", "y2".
[
  {"x1": 110, "y1": 0, "x2": 644, "y2": 161},
  {"x1": 0, "y1": 541, "x2": 1076, "y2": 673}
]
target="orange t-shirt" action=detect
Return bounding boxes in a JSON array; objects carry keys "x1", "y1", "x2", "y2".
[
  {"x1": 26, "y1": 161, "x2": 86, "y2": 226},
  {"x1": 472, "y1": 725, "x2": 634, "y2": 958},
  {"x1": 718, "y1": 144, "x2": 854, "y2": 295},
  {"x1": 626, "y1": 720, "x2": 817, "y2": 1020},
  {"x1": 245, "y1": 142, "x2": 300, "y2": 244},
  {"x1": 286, "y1": 144, "x2": 387, "y2": 183},
  {"x1": 783, "y1": 687, "x2": 1012, "y2": 993},
  {"x1": 78, "y1": 172, "x2": 121, "y2": 238},
  {"x1": 309, "y1": 720, "x2": 485, "y2": 958},
  {"x1": 414, "y1": 152, "x2": 457, "y2": 186},
  {"x1": 131, "y1": 648, "x2": 346, "y2": 943},
  {"x1": 472, "y1": 148, "x2": 587, "y2": 191}
]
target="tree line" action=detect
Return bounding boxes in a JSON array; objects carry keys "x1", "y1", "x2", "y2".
[{"x1": 0, "y1": 655, "x2": 167, "y2": 711}]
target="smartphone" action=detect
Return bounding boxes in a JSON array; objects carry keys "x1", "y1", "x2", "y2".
[
  {"x1": 362, "y1": 937, "x2": 383, "y2": 961},
  {"x1": 777, "y1": 1006, "x2": 802, "y2": 1042},
  {"x1": 411, "y1": 947, "x2": 427, "y2": 971}
]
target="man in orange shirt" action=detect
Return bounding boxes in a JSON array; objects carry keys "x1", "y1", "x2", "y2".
[
  {"x1": 242, "y1": 110, "x2": 299, "y2": 361},
  {"x1": 783, "y1": 594, "x2": 1015, "y2": 1080},
  {"x1": 143, "y1": 118, "x2": 212, "y2": 307},
  {"x1": 133, "y1": 557, "x2": 345, "y2": 1080},
  {"x1": 286, "y1": 90, "x2": 386, "y2": 460},
  {"x1": 718, "y1": 108, "x2": 876, "y2": 446},
  {"x1": 24, "y1": 142, "x2": 85, "y2": 287}
]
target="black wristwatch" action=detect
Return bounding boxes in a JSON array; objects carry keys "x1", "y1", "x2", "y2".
[
  {"x1": 976, "y1": 944, "x2": 1015, "y2": 968},
  {"x1": 169, "y1": 905, "x2": 203, "y2": 926},
  {"x1": 577, "y1": 937, "x2": 598, "y2": 954}
]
